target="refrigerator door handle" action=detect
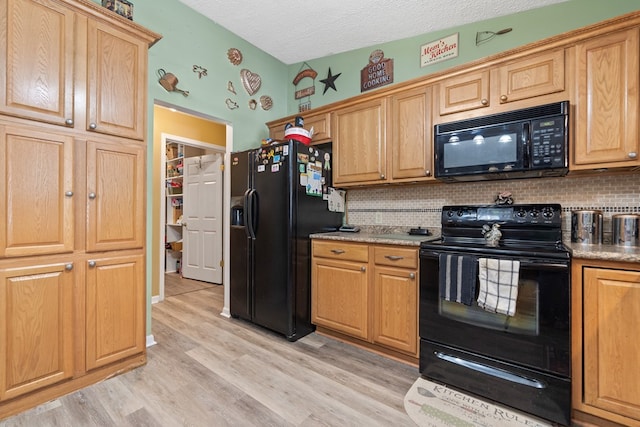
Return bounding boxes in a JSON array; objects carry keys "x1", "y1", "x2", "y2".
[
  {"x1": 244, "y1": 189, "x2": 254, "y2": 238},
  {"x1": 245, "y1": 189, "x2": 258, "y2": 239},
  {"x1": 250, "y1": 189, "x2": 258, "y2": 237}
]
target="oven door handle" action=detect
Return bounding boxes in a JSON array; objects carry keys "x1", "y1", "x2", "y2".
[{"x1": 435, "y1": 351, "x2": 546, "y2": 389}]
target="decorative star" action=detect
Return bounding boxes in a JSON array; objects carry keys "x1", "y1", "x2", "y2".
[{"x1": 320, "y1": 67, "x2": 341, "y2": 95}]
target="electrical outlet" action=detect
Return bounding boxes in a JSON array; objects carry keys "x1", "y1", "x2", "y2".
[{"x1": 375, "y1": 212, "x2": 383, "y2": 224}]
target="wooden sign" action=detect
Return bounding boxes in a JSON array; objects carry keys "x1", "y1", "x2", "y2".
[
  {"x1": 361, "y1": 49, "x2": 394, "y2": 92},
  {"x1": 421, "y1": 33, "x2": 459, "y2": 67}
]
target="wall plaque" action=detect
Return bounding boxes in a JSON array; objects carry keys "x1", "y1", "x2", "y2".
[
  {"x1": 420, "y1": 33, "x2": 459, "y2": 67},
  {"x1": 361, "y1": 49, "x2": 394, "y2": 92}
]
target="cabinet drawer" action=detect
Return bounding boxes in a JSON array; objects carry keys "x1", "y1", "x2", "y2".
[
  {"x1": 374, "y1": 246, "x2": 417, "y2": 269},
  {"x1": 313, "y1": 241, "x2": 368, "y2": 262}
]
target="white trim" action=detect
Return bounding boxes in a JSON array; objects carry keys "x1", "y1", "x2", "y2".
[
  {"x1": 159, "y1": 133, "x2": 225, "y2": 302},
  {"x1": 151, "y1": 295, "x2": 161, "y2": 304},
  {"x1": 221, "y1": 125, "x2": 233, "y2": 318},
  {"x1": 146, "y1": 334, "x2": 157, "y2": 347}
]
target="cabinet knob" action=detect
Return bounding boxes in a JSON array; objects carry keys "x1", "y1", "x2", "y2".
[
  {"x1": 65, "y1": 118, "x2": 74, "y2": 126},
  {"x1": 88, "y1": 192, "x2": 96, "y2": 200},
  {"x1": 500, "y1": 95, "x2": 508, "y2": 102},
  {"x1": 88, "y1": 260, "x2": 96, "y2": 268},
  {"x1": 65, "y1": 263, "x2": 73, "y2": 271},
  {"x1": 480, "y1": 99, "x2": 488, "y2": 106},
  {"x1": 629, "y1": 152, "x2": 637, "y2": 159},
  {"x1": 65, "y1": 191, "x2": 74, "y2": 197},
  {"x1": 89, "y1": 123, "x2": 97, "y2": 130},
  {"x1": 331, "y1": 249, "x2": 345, "y2": 255},
  {"x1": 425, "y1": 170, "x2": 431, "y2": 177},
  {"x1": 360, "y1": 266, "x2": 366, "y2": 272},
  {"x1": 409, "y1": 272, "x2": 415, "y2": 279},
  {"x1": 380, "y1": 174, "x2": 385, "y2": 179}
]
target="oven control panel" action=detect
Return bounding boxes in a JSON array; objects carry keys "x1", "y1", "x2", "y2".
[{"x1": 442, "y1": 204, "x2": 562, "y2": 226}]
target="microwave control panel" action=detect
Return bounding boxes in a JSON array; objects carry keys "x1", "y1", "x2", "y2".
[{"x1": 530, "y1": 117, "x2": 567, "y2": 168}]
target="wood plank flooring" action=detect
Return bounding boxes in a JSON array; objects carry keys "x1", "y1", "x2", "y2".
[{"x1": 1, "y1": 276, "x2": 418, "y2": 426}]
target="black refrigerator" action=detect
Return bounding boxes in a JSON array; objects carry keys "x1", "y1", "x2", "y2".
[{"x1": 229, "y1": 141, "x2": 342, "y2": 341}]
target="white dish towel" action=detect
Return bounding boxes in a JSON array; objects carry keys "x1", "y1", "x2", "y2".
[{"x1": 477, "y1": 258, "x2": 520, "y2": 316}]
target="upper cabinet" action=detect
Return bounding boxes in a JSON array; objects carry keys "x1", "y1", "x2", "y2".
[
  {"x1": 389, "y1": 85, "x2": 434, "y2": 182},
  {"x1": 572, "y1": 28, "x2": 640, "y2": 170},
  {"x1": 333, "y1": 97, "x2": 387, "y2": 185},
  {"x1": 0, "y1": 0, "x2": 75, "y2": 126},
  {"x1": 438, "y1": 49, "x2": 566, "y2": 117},
  {"x1": 0, "y1": 0, "x2": 148, "y2": 140},
  {"x1": 267, "y1": 111, "x2": 332, "y2": 145}
]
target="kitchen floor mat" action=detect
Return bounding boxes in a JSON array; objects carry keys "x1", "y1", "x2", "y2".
[{"x1": 404, "y1": 377, "x2": 553, "y2": 427}]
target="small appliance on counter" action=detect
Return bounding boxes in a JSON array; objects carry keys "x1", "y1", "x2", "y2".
[
  {"x1": 571, "y1": 209, "x2": 603, "y2": 244},
  {"x1": 612, "y1": 214, "x2": 640, "y2": 246}
]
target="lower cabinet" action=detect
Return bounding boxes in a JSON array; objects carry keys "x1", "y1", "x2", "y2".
[
  {"x1": 86, "y1": 253, "x2": 145, "y2": 370},
  {"x1": 0, "y1": 261, "x2": 74, "y2": 401},
  {"x1": 311, "y1": 240, "x2": 419, "y2": 360},
  {"x1": 572, "y1": 258, "x2": 640, "y2": 426}
]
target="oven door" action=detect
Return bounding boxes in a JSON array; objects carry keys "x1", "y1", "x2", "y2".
[{"x1": 419, "y1": 248, "x2": 570, "y2": 377}]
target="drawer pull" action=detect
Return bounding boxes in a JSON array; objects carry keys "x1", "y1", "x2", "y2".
[
  {"x1": 385, "y1": 255, "x2": 404, "y2": 261},
  {"x1": 331, "y1": 249, "x2": 345, "y2": 255}
]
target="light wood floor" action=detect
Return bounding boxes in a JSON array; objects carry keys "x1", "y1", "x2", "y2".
[{"x1": 1, "y1": 275, "x2": 418, "y2": 426}]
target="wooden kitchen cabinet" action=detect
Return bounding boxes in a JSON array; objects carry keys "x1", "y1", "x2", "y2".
[
  {"x1": 0, "y1": 124, "x2": 74, "y2": 258},
  {"x1": 372, "y1": 246, "x2": 419, "y2": 356},
  {"x1": 0, "y1": 261, "x2": 74, "y2": 401},
  {"x1": 389, "y1": 86, "x2": 434, "y2": 182},
  {"x1": 311, "y1": 241, "x2": 369, "y2": 339},
  {"x1": 267, "y1": 111, "x2": 332, "y2": 144},
  {"x1": 572, "y1": 28, "x2": 640, "y2": 170},
  {"x1": 312, "y1": 240, "x2": 419, "y2": 361},
  {"x1": 333, "y1": 97, "x2": 387, "y2": 185},
  {"x1": 0, "y1": 0, "x2": 159, "y2": 418},
  {"x1": 572, "y1": 259, "x2": 640, "y2": 426},
  {"x1": 437, "y1": 49, "x2": 566, "y2": 116},
  {"x1": 86, "y1": 139, "x2": 145, "y2": 252},
  {"x1": 86, "y1": 253, "x2": 145, "y2": 371},
  {"x1": 0, "y1": 0, "x2": 149, "y2": 140}
]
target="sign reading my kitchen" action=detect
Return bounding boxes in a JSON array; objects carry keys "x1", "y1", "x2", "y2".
[
  {"x1": 361, "y1": 49, "x2": 394, "y2": 92},
  {"x1": 420, "y1": 33, "x2": 458, "y2": 67}
]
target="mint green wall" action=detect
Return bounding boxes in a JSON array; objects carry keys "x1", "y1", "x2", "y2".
[{"x1": 285, "y1": 0, "x2": 640, "y2": 114}]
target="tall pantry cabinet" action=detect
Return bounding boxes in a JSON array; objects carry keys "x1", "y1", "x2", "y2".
[{"x1": 0, "y1": 0, "x2": 160, "y2": 417}]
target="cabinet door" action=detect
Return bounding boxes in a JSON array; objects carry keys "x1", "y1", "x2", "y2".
[
  {"x1": 333, "y1": 98, "x2": 387, "y2": 185},
  {"x1": 438, "y1": 70, "x2": 490, "y2": 115},
  {"x1": 0, "y1": 0, "x2": 75, "y2": 126},
  {"x1": 86, "y1": 253, "x2": 145, "y2": 370},
  {"x1": 390, "y1": 86, "x2": 433, "y2": 180},
  {"x1": 573, "y1": 28, "x2": 640, "y2": 168},
  {"x1": 87, "y1": 20, "x2": 147, "y2": 140},
  {"x1": 0, "y1": 262, "x2": 74, "y2": 400},
  {"x1": 496, "y1": 49, "x2": 565, "y2": 104},
  {"x1": 372, "y1": 266, "x2": 418, "y2": 355},
  {"x1": 583, "y1": 267, "x2": 640, "y2": 422},
  {"x1": 86, "y1": 140, "x2": 144, "y2": 252},
  {"x1": 311, "y1": 257, "x2": 369, "y2": 339},
  {"x1": 0, "y1": 125, "x2": 74, "y2": 257}
]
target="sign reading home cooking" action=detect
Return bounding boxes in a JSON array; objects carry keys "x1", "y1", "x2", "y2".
[
  {"x1": 421, "y1": 33, "x2": 459, "y2": 67},
  {"x1": 361, "y1": 49, "x2": 394, "y2": 92}
]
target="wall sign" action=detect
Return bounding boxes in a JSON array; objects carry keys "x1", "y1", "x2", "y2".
[
  {"x1": 420, "y1": 33, "x2": 459, "y2": 67},
  {"x1": 361, "y1": 49, "x2": 394, "y2": 93},
  {"x1": 293, "y1": 62, "x2": 318, "y2": 112}
]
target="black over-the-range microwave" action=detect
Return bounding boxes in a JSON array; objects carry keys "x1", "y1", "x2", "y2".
[{"x1": 434, "y1": 100, "x2": 569, "y2": 182}]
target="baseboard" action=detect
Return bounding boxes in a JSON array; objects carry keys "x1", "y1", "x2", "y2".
[
  {"x1": 151, "y1": 295, "x2": 162, "y2": 304},
  {"x1": 146, "y1": 334, "x2": 157, "y2": 347},
  {"x1": 220, "y1": 306, "x2": 231, "y2": 318}
]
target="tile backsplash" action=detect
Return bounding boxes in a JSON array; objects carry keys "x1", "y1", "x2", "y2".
[{"x1": 346, "y1": 174, "x2": 639, "y2": 241}]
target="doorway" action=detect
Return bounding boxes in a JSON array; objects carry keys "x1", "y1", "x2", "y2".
[{"x1": 159, "y1": 133, "x2": 224, "y2": 301}]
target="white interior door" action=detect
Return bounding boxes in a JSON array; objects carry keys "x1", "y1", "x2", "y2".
[{"x1": 182, "y1": 153, "x2": 223, "y2": 283}]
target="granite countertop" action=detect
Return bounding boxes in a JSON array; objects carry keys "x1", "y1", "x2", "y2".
[{"x1": 310, "y1": 227, "x2": 640, "y2": 263}]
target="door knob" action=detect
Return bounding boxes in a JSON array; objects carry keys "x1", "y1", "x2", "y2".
[
  {"x1": 88, "y1": 260, "x2": 96, "y2": 268},
  {"x1": 500, "y1": 95, "x2": 508, "y2": 102},
  {"x1": 89, "y1": 123, "x2": 97, "y2": 130},
  {"x1": 65, "y1": 263, "x2": 73, "y2": 271},
  {"x1": 65, "y1": 118, "x2": 74, "y2": 126},
  {"x1": 409, "y1": 272, "x2": 415, "y2": 279},
  {"x1": 88, "y1": 192, "x2": 96, "y2": 199},
  {"x1": 360, "y1": 266, "x2": 366, "y2": 272},
  {"x1": 481, "y1": 99, "x2": 488, "y2": 105},
  {"x1": 629, "y1": 152, "x2": 637, "y2": 159},
  {"x1": 65, "y1": 191, "x2": 74, "y2": 197}
]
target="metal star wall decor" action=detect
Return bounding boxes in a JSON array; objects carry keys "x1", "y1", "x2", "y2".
[{"x1": 320, "y1": 67, "x2": 341, "y2": 95}]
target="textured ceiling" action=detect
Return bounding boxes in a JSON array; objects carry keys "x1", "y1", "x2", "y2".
[{"x1": 176, "y1": 0, "x2": 569, "y2": 64}]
